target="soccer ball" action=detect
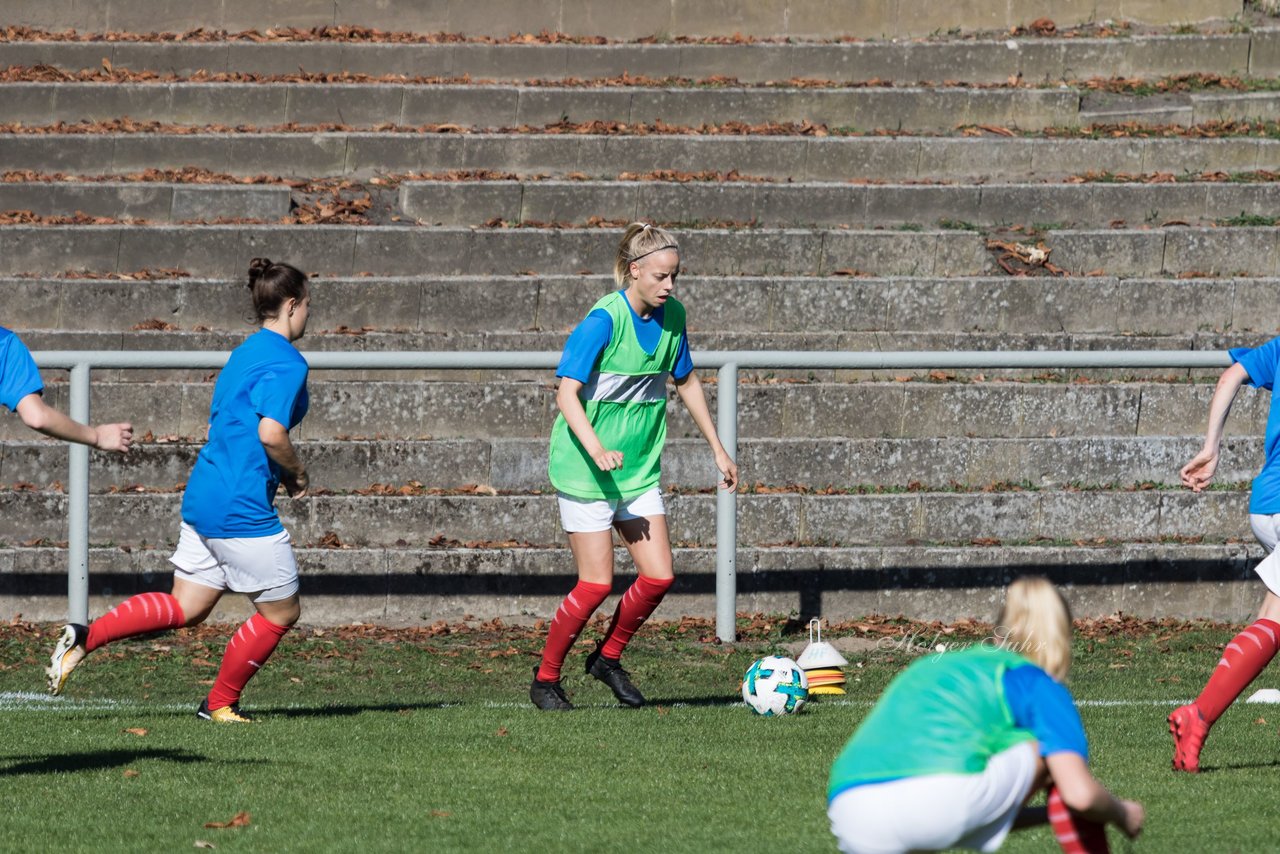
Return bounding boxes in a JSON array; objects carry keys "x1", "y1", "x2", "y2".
[{"x1": 741, "y1": 656, "x2": 808, "y2": 716}]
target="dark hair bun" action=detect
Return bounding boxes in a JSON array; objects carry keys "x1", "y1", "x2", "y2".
[{"x1": 247, "y1": 257, "x2": 273, "y2": 288}]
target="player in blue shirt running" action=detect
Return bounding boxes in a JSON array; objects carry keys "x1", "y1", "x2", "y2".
[
  {"x1": 46, "y1": 258, "x2": 312, "y2": 723},
  {"x1": 1, "y1": 326, "x2": 132, "y2": 452},
  {"x1": 1172, "y1": 337, "x2": 1280, "y2": 770},
  {"x1": 827, "y1": 577, "x2": 1144, "y2": 854}
]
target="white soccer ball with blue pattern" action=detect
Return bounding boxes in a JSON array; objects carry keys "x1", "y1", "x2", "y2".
[{"x1": 742, "y1": 655, "x2": 809, "y2": 716}]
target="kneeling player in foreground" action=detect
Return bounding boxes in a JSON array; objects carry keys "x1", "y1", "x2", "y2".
[
  {"x1": 827, "y1": 577, "x2": 1144, "y2": 854},
  {"x1": 46, "y1": 259, "x2": 313, "y2": 723}
]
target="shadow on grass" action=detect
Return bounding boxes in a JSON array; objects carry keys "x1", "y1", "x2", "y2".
[
  {"x1": 1201, "y1": 758, "x2": 1280, "y2": 772},
  {"x1": 630, "y1": 695, "x2": 740, "y2": 708},
  {"x1": 269, "y1": 701, "x2": 453, "y2": 718},
  {"x1": 0, "y1": 748, "x2": 219, "y2": 777}
]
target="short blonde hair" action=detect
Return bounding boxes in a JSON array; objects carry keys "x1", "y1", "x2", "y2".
[
  {"x1": 613, "y1": 222, "x2": 680, "y2": 286},
  {"x1": 994, "y1": 576, "x2": 1073, "y2": 682}
]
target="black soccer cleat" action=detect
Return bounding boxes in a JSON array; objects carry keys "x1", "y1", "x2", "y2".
[
  {"x1": 586, "y1": 648, "x2": 645, "y2": 708},
  {"x1": 529, "y1": 667, "x2": 574, "y2": 711}
]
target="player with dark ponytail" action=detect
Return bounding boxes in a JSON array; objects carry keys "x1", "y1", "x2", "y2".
[{"x1": 46, "y1": 258, "x2": 313, "y2": 723}]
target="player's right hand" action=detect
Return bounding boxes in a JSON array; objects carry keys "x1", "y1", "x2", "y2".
[
  {"x1": 95, "y1": 422, "x2": 133, "y2": 454},
  {"x1": 1180, "y1": 448, "x2": 1219, "y2": 492},
  {"x1": 283, "y1": 469, "x2": 310, "y2": 498},
  {"x1": 592, "y1": 449, "x2": 624, "y2": 471}
]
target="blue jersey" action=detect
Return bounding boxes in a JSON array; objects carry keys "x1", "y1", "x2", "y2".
[
  {"x1": 0, "y1": 327, "x2": 44, "y2": 412},
  {"x1": 557, "y1": 293, "x2": 693, "y2": 383},
  {"x1": 181, "y1": 328, "x2": 309, "y2": 538},
  {"x1": 1232, "y1": 338, "x2": 1280, "y2": 514},
  {"x1": 1002, "y1": 664, "x2": 1089, "y2": 759}
]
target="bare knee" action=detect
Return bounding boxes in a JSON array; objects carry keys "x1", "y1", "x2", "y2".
[{"x1": 257, "y1": 596, "x2": 301, "y2": 627}]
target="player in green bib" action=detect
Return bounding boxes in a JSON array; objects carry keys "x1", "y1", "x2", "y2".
[
  {"x1": 530, "y1": 223, "x2": 738, "y2": 711},
  {"x1": 827, "y1": 578, "x2": 1144, "y2": 853}
]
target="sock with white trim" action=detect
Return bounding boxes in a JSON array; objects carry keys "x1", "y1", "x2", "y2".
[
  {"x1": 1195, "y1": 618, "x2": 1280, "y2": 723},
  {"x1": 85, "y1": 591, "x2": 186, "y2": 652},
  {"x1": 536, "y1": 580, "x2": 612, "y2": 683},
  {"x1": 206, "y1": 612, "x2": 290, "y2": 711}
]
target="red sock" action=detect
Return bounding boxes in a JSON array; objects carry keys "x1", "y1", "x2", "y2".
[
  {"x1": 1196, "y1": 618, "x2": 1280, "y2": 722},
  {"x1": 536, "y1": 580, "x2": 611, "y2": 682},
  {"x1": 1047, "y1": 786, "x2": 1110, "y2": 854},
  {"x1": 206, "y1": 613, "x2": 290, "y2": 710},
  {"x1": 85, "y1": 592, "x2": 186, "y2": 652},
  {"x1": 600, "y1": 575, "x2": 673, "y2": 660}
]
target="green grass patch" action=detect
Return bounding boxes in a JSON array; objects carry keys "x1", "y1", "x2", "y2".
[
  {"x1": 1217, "y1": 212, "x2": 1280, "y2": 227},
  {"x1": 1, "y1": 617, "x2": 1278, "y2": 851}
]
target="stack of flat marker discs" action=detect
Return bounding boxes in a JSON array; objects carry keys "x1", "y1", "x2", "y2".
[{"x1": 797, "y1": 619, "x2": 849, "y2": 696}]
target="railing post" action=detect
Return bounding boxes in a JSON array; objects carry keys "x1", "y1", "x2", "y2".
[
  {"x1": 715, "y1": 362, "x2": 738, "y2": 643},
  {"x1": 67, "y1": 362, "x2": 91, "y2": 624}
]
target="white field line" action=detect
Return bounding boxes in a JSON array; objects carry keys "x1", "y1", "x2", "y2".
[{"x1": 0, "y1": 691, "x2": 1192, "y2": 714}]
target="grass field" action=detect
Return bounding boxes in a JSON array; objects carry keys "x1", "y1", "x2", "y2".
[{"x1": 1, "y1": 613, "x2": 1277, "y2": 853}]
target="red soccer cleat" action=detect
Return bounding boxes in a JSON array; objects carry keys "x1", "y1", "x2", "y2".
[{"x1": 1169, "y1": 703, "x2": 1210, "y2": 773}]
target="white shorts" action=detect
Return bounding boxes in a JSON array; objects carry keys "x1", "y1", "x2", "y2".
[
  {"x1": 169, "y1": 522, "x2": 300, "y2": 603},
  {"x1": 827, "y1": 741, "x2": 1039, "y2": 854},
  {"x1": 557, "y1": 487, "x2": 666, "y2": 533},
  {"x1": 1251, "y1": 514, "x2": 1280, "y2": 596}
]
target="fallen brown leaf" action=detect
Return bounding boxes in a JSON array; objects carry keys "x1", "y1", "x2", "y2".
[{"x1": 203, "y1": 811, "x2": 251, "y2": 829}]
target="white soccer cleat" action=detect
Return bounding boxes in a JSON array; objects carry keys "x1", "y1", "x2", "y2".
[{"x1": 46, "y1": 623, "x2": 89, "y2": 695}]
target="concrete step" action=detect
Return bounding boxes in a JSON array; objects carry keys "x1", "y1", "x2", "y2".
[
  {"x1": 2, "y1": 224, "x2": 1280, "y2": 278},
  {"x1": 0, "y1": 435, "x2": 1263, "y2": 493},
  {"x1": 2, "y1": 32, "x2": 1268, "y2": 83},
  {"x1": 0, "y1": 0, "x2": 1243, "y2": 40},
  {"x1": 399, "y1": 178, "x2": 1280, "y2": 228},
  {"x1": 0, "y1": 182, "x2": 291, "y2": 222},
  {"x1": 0, "y1": 488, "x2": 1254, "y2": 549},
  {"x1": 0, "y1": 541, "x2": 1263, "y2": 624},
  {"x1": 0, "y1": 379, "x2": 1265, "y2": 442},
  {"x1": 1080, "y1": 88, "x2": 1280, "y2": 127},
  {"x1": 4, "y1": 275, "x2": 1270, "y2": 338},
  {"x1": 0, "y1": 82, "x2": 1082, "y2": 132},
  {"x1": 4, "y1": 133, "x2": 1278, "y2": 183}
]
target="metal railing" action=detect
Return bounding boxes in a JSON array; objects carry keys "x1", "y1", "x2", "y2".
[{"x1": 32, "y1": 348, "x2": 1233, "y2": 642}]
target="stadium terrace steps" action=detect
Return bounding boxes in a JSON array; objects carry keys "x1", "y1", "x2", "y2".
[
  {"x1": 0, "y1": 488, "x2": 1257, "y2": 550},
  {"x1": 0, "y1": 182, "x2": 291, "y2": 222},
  {"x1": 0, "y1": 435, "x2": 1263, "y2": 490},
  {"x1": 1, "y1": 275, "x2": 1270, "y2": 338},
  {"x1": 0, "y1": 380, "x2": 1267, "y2": 442},
  {"x1": 2, "y1": 225, "x2": 1280, "y2": 278},
  {"x1": 0, "y1": 0, "x2": 1244, "y2": 39},
  {"x1": 0, "y1": 82, "x2": 1084, "y2": 132},
  {"x1": 3, "y1": 4, "x2": 1279, "y2": 622},
  {"x1": 0, "y1": 542, "x2": 1261, "y2": 624},
  {"x1": 13, "y1": 81, "x2": 1280, "y2": 132},
  {"x1": 7, "y1": 135, "x2": 1280, "y2": 183},
  {"x1": 3, "y1": 32, "x2": 1272, "y2": 83},
  {"x1": 397, "y1": 179, "x2": 1280, "y2": 227}
]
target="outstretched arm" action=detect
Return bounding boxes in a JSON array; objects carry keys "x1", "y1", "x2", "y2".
[
  {"x1": 674, "y1": 371, "x2": 738, "y2": 492},
  {"x1": 259, "y1": 416, "x2": 309, "y2": 497},
  {"x1": 1045, "y1": 752, "x2": 1145, "y2": 839},
  {"x1": 1181, "y1": 362, "x2": 1249, "y2": 492},
  {"x1": 15, "y1": 392, "x2": 132, "y2": 453}
]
